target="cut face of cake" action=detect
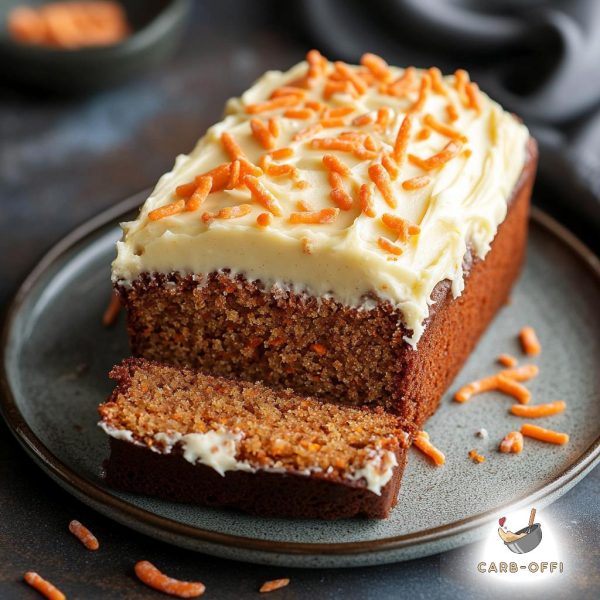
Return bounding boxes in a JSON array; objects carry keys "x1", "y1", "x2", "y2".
[
  {"x1": 99, "y1": 359, "x2": 411, "y2": 519},
  {"x1": 112, "y1": 51, "x2": 537, "y2": 426}
]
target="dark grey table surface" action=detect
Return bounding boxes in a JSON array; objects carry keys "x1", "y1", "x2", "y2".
[{"x1": 1, "y1": 2, "x2": 598, "y2": 598}]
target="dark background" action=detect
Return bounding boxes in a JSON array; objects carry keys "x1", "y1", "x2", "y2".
[{"x1": 1, "y1": 1, "x2": 598, "y2": 598}]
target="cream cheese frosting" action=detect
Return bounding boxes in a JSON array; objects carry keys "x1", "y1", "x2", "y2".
[
  {"x1": 99, "y1": 422, "x2": 397, "y2": 495},
  {"x1": 112, "y1": 54, "x2": 529, "y2": 345}
]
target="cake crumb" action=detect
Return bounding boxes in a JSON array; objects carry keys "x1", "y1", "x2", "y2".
[
  {"x1": 475, "y1": 428, "x2": 488, "y2": 439},
  {"x1": 260, "y1": 578, "x2": 290, "y2": 593},
  {"x1": 468, "y1": 449, "x2": 486, "y2": 463}
]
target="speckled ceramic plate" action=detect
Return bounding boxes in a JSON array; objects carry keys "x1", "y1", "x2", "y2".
[{"x1": 1, "y1": 191, "x2": 599, "y2": 568}]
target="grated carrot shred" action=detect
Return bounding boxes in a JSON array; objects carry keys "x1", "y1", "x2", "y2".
[
  {"x1": 134, "y1": 560, "x2": 205, "y2": 598},
  {"x1": 413, "y1": 431, "x2": 445, "y2": 466},
  {"x1": 246, "y1": 94, "x2": 302, "y2": 114},
  {"x1": 468, "y1": 449, "x2": 486, "y2": 463},
  {"x1": 377, "y1": 236, "x2": 403, "y2": 256},
  {"x1": 402, "y1": 175, "x2": 431, "y2": 190},
  {"x1": 294, "y1": 123, "x2": 323, "y2": 141},
  {"x1": 423, "y1": 113, "x2": 467, "y2": 142},
  {"x1": 322, "y1": 153, "x2": 351, "y2": 177},
  {"x1": 289, "y1": 208, "x2": 339, "y2": 224},
  {"x1": 323, "y1": 80, "x2": 357, "y2": 99},
  {"x1": 284, "y1": 108, "x2": 314, "y2": 120},
  {"x1": 466, "y1": 82, "x2": 482, "y2": 114},
  {"x1": 24, "y1": 572, "x2": 65, "y2": 600},
  {"x1": 393, "y1": 113, "x2": 413, "y2": 164},
  {"x1": 207, "y1": 204, "x2": 252, "y2": 221},
  {"x1": 102, "y1": 291, "x2": 121, "y2": 327},
  {"x1": 186, "y1": 176, "x2": 212, "y2": 210},
  {"x1": 268, "y1": 117, "x2": 280, "y2": 138},
  {"x1": 381, "y1": 213, "x2": 420, "y2": 241},
  {"x1": 243, "y1": 175, "x2": 282, "y2": 216},
  {"x1": 268, "y1": 147, "x2": 294, "y2": 160},
  {"x1": 148, "y1": 199, "x2": 185, "y2": 221},
  {"x1": 408, "y1": 140, "x2": 462, "y2": 171},
  {"x1": 381, "y1": 153, "x2": 399, "y2": 180},
  {"x1": 68, "y1": 519, "x2": 99, "y2": 550},
  {"x1": 259, "y1": 578, "x2": 290, "y2": 593},
  {"x1": 511, "y1": 400, "x2": 566, "y2": 419},
  {"x1": 499, "y1": 431, "x2": 523, "y2": 454},
  {"x1": 256, "y1": 212, "x2": 271, "y2": 227},
  {"x1": 410, "y1": 72, "x2": 432, "y2": 113},
  {"x1": 496, "y1": 374, "x2": 531, "y2": 404},
  {"x1": 428, "y1": 67, "x2": 447, "y2": 95},
  {"x1": 376, "y1": 107, "x2": 393, "y2": 129},
  {"x1": 519, "y1": 326, "x2": 541, "y2": 356},
  {"x1": 359, "y1": 183, "x2": 375, "y2": 217},
  {"x1": 310, "y1": 137, "x2": 376, "y2": 159},
  {"x1": 220, "y1": 132, "x2": 245, "y2": 160},
  {"x1": 497, "y1": 353, "x2": 518, "y2": 367},
  {"x1": 360, "y1": 52, "x2": 391, "y2": 82},
  {"x1": 368, "y1": 163, "x2": 396, "y2": 208},
  {"x1": 521, "y1": 424, "x2": 569, "y2": 445}
]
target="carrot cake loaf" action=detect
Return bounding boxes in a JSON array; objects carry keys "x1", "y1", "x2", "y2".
[
  {"x1": 99, "y1": 359, "x2": 410, "y2": 519},
  {"x1": 111, "y1": 51, "x2": 537, "y2": 427}
]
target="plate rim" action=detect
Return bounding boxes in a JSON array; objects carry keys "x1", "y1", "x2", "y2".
[{"x1": 1, "y1": 194, "x2": 599, "y2": 558}]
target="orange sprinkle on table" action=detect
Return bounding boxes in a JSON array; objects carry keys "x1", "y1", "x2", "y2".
[
  {"x1": 408, "y1": 140, "x2": 462, "y2": 171},
  {"x1": 322, "y1": 153, "x2": 351, "y2": 177},
  {"x1": 268, "y1": 117, "x2": 280, "y2": 138},
  {"x1": 468, "y1": 449, "x2": 486, "y2": 463},
  {"x1": 423, "y1": 113, "x2": 468, "y2": 142},
  {"x1": 511, "y1": 400, "x2": 566, "y2": 418},
  {"x1": 428, "y1": 67, "x2": 447, "y2": 95},
  {"x1": 377, "y1": 237, "x2": 403, "y2": 256},
  {"x1": 289, "y1": 208, "x2": 339, "y2": 224},
  {"x1": 246, "y1": 94, "x2": 302, "y2": 114},
  {"x1": 393, "y1": 113, "x2": 413, "y2": 164},
  {"x1": 519, "y1": 326, "x2": 541, "y2": 355},
  {"x1": 284, "y1": 108, "x2": 314, "y2": 119},
  {"x1": 359, "y1": 183, "x2": 375, "y2": 217},
  {"x1": 148, "y1": 199, "x2": 185, "y2": 221},
  {"x1": 102, "y1": 291, "x2": 121, "y2": 327},
  {"x1": 381, "y1": 153, "x2": 399, "y2": 180},
  {"x1": 353, "y1": 112, "x2": 375, "y2": 127},
  {"x1": 402, "y1": 175, "x2": 432, "y2": 190},
  {"x1": 250, "y1": 118, "x2": 275, "y2": 150},
  {"x1": 220, "y1": 132, "x2": 245, "y2": 160},
  {"x1": 454, "y1": 68, "x2": 470, "y2": 105},
  {"x1": 496, "y1": 374, "x2": 531, "y2": 404},
  {"x1": 294, "y1": 123, "x2": 323, "y2": 141},
  {"x1": 416, "y1": 127, "x2": 431, "y2": 141},
  {"x1": 268, "y1": 147, "x2": 294, "y2": 160},
  {"x1": 243, "y1": 175, "x2": 282, "y2": 216},
  {"x1": 360, "y1": 52, "x2": 391, "y2": 82},
  {"x1": 446, "y1": 102, "x2": 459, "y2": 122},
  {"x1": 499, "y1": 431, "x2": 523, "y2": 454},
  {"x1": 334, "y1": 61, "x2": 368, "y2": 95},
  {"x1": 24, "y1": 572, "x2": 65, "y2": 600},
  {"x1": 521, "y1": 424, "x2": 569, "y2": 445},
  {"x1": 186, "y1": 176, "x2": 212, "y2": 210},
  {"x1": 466, "y1": 82, "x2": 482, "y2": 114},
  {"x1": 497, "y1": 353, "x2": 518, "y2": 368},
  {"x1": 381, "y1": 213, "x2": 420, "y2": 241},
  {"x1": 68, "y1": 519, "x2": 99, "y2": 550},
  {"x1": 311, "y1": 343, "x2": 327, "y2": 356},
  {"x1": 410, "y1": 72, "x2": 432, "y2": 113},
  {"x1": 368, "y1": 163, "x2": 396, "y2": 208},
  {"x1": 134, "y1": 561, "x2": 205, "y2": 598},
  {"x1": 259, "y1": 578, "x2": 290, "y2": 593},
  {"x1": 256, "y1": 212, "x2": 271, "y2": 227},
  {"x1": 413, "y1": 431, "x2": 445, "y2": 466}
]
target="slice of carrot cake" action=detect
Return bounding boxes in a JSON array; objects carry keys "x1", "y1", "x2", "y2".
[
  {"x1": 111, "y1": 51, "x2": 537, "y2": 427},
  {"x1": 99, "y1": 359, "x2": 411, "y2": 519}
]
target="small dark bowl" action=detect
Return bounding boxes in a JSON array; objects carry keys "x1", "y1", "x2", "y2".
[
  {"x1": 0, "y1": 0, "x2": 192, "y2": 93},
  {"x1": 504, "y1": 523, "x2": 543, "y2": 554}
]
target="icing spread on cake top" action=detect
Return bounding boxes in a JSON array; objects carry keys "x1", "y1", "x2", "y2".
[{"x1": 112, "y1": 52, "x2": 529, "y2": 345}]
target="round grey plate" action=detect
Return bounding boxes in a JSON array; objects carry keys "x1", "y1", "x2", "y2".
[{"x1": 1, "y1": 192, "x2": 599, "y2": 568}]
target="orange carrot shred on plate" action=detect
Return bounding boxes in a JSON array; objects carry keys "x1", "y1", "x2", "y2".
[
  {"x1": 259, "y1": 578, "x2": 290, "y2": 593},
  {"x1": 377, "y1": 237, "x2": 403, "y2": 256},
  {"x1": 499, "y1": 364, "x2": 539, "y2": 382},
  {"x1": 499, "y1": 431, "x2": 523, "y2": 454},
  {"x1": 289, "y1": 208, "x2": 339, "y2": 224},
  {"x1": 416, "y1": 127, "x2": 431, "y2": 141},
  {"x1": 402, "y1": 175, "x2": 431, "y2": 191},
  {"x1": 24, "y1": 572, "x2": 65, "y2": 600},
  {"x1": 454, "y1": 364, "x2": 539, "y2": 403},
  {"x1": 306, "y1": 49, "x2": 327, "y2": 87},
  {"x1": 359, "y1": 183, "x2": 375, "y2": 217},
  {"x1": 510, "y1": 400, "x2": 566, "y2": 418},
  {"x1": 368, "y1": 163, "x2": 396, "y2": 208},
  {"x1": 496, "y1": 374, "x2": 531, "y2": 404},
  {"x1": 328, "y1": 172, "x2": 353, "y2": 211},
  {"x1": 423, "y1": 113, "x2": 468, "y2": 142},
  {"x1": 220, "y1": 132, "x2": 245, "y2": 160},
  {"x1": 186, "y1": 176, "x2": 212, "y2": 210},
  {"x1": 521, "y1": 424, "x2": 569, "y2": 445},
  {"x1": 326, "y1": 105, "x2": 356, "y2": 118},
  {"x1": 392, "y1": 113, "x2": 413, "y2": 164},
  {"x1": 352, "y1": 112, "x2": 375, "y2": 127},
  {"x1": 148, "y1": 199, "x2": 186, "y2": 221},
  {"x1": 226, "y1": 161, "x2": 241, "y2": 190},
  {"x1": 468, "y1": 449, "x2": 486, "y2": 463},
  {"x1": 497, "y1": 353, "x2": 518, "y2": 368},
  {"x1": 376, "y1": 107, "x2": 393, "y2": 129},
  {"x1": 243, "y1": 175, "x2": 282, "y2": 216},
  {"x1": 202, "y1": 162, "x2": 233, "y2": 193},
  {"x1": 320, "y1": 117, "x2": 346, "y2": 129},
  {"x1": 134, "y1": 561, "x2": 205, "y2": 598},
  {"x1": 250, "y1": 118, "x2": 275, "y2": 150},
  {"x1": 269, "y1": 86, "x2": 306, "y2": 99},
  {"x1": 519, "y1": 326, "x2": 541, "y2": 356},
  {"x1": 102, "y1": 291, "x2": 121, "y2": 328},
  {"x1": 413, "y1": 431, "x2": 445, "y2": 466},
  {"x1": 408, "y1": 140, "x2": 462, "y2": 171},
  {"x1": 386, "y1": 66, "x2": 417, "y2": 97},
  {"x1": 213, "y1": 204, "x2": 252, "y2": 220},
  {"x1": 268, "y1": 117, "x2": 280, "y2": 138},
  {"x1": 68, "y1": 519, "x2": 99, "y2": 550}
]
